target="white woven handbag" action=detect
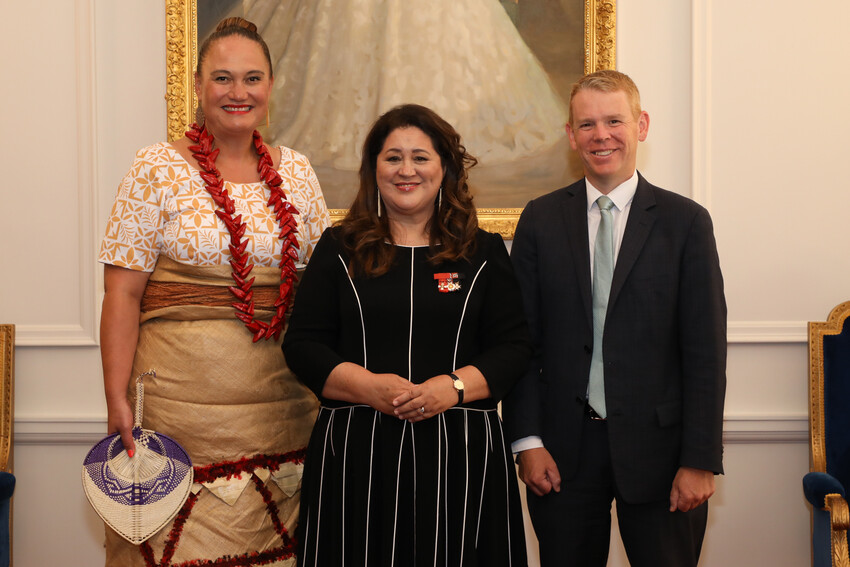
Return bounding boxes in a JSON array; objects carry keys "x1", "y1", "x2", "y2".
[{"x1": 82, "y1": 370, "x2": 193, "y2": 544}]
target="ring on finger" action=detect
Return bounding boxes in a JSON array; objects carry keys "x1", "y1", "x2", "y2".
[{"x1": 418, "y1": 406, "x2": 425, "y2": 414}]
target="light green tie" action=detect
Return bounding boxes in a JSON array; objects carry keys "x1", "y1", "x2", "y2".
[{"x1": 588, "y1": 195, "x2": 615, "y2": 418}]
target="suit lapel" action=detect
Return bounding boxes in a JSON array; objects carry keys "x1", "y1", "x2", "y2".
[
  {"x1": 561, "y1": 181, "x2": 593, "y2": 325},
  {"x1": 609, "y1": 174, "x2": 657, "y2": 310}
]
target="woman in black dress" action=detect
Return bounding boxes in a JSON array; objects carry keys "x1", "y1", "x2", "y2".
[{"x1": 283, "y1": 104, "x2": 531, "y2": 566}]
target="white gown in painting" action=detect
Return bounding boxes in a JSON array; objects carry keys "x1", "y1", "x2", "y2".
[{"x1": 245, "y1": 0, "x2": 568, "y2": 171}]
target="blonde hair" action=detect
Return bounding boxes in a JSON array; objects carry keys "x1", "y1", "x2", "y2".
[{"x1": 568, "y1": 70, "x2": 642, "y2": 126}]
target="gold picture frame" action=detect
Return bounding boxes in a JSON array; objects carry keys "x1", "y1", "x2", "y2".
[
  {"x1": 165, "y1": 0, "x2": 616, "y2": 237},
  {"x1": 0, "y1": 325, "x2": 12, "y2": 473},
  {"x1": 0, "y1": 324, "x2": 13, "y2": 566}
]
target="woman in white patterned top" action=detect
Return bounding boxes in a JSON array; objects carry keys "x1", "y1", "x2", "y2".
[{"x1": 98, "y1": 17, "x2": 329, "y2": 567}]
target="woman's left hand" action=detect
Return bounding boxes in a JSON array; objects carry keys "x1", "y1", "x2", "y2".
[{"x1": 392, "y1": 374, "x2": 458, "y2": 422}]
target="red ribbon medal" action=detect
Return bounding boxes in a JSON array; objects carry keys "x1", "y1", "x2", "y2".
[{"x1": 434, "y1": 272, "x2": 463, "y2": 293}]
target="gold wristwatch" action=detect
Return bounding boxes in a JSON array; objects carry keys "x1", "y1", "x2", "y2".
[{"x1": 449, "y1": 373, "x2": 464, "y2": 406}]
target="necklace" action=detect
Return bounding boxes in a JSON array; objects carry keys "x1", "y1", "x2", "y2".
[{"x1": 185, "y1": 123, "x2": 300, "y2": 342}]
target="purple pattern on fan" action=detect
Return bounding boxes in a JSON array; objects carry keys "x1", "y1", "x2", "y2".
[{"x1": 82, "y1": 426, "x2": 192, "y2": 506}]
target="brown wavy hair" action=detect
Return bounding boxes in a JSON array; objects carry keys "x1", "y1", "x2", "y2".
[
  {"x1": 338, "y1": 104, "x2": 479, "y2": 277},
  {"x1": 196, "y1": 17, "x2": 273, "y2": 78}
]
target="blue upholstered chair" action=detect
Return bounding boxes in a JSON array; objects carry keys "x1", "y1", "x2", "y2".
[
  {"x1": 803, "y1": 302, "x2": 850, "y2": 567},
  {"x1": 0, "y1": 324, "x2": 14, "y2": 567}
]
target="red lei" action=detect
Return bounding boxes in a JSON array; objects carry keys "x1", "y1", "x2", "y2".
[{"x1": 185, "y1": 123, "x2": 300, "y2": 342}]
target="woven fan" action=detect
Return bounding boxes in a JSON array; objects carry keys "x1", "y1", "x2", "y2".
[{"x1": 82, "y1": 370, "x2": 193, "y2": 544}]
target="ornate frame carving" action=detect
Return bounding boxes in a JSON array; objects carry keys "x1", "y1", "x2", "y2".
[
  {"x1": 164, "y1": 0, "x2": 616, "y2": 238},
  {"x1": 0, "y1": 325, "x2": 13, "y2": 473}
]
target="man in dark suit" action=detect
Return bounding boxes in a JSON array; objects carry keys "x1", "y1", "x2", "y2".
[{"x1": 503, "y1": 70, "x2": 726, "y2": 566}]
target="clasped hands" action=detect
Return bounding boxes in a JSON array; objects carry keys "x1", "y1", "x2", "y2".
[{"x1": 370, "y1": 373, "x2": 457, "y2": 422}]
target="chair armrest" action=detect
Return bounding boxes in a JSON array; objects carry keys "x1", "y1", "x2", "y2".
[
  {"x1": 825, "y1": 494, "x2": 850, "y2": 566},
  {"x1": 826, "y1": 493, "x2": 850, "y2": 530},
  {"x1": 804, "y1": 471, "x2": 846, "y2": 508}
]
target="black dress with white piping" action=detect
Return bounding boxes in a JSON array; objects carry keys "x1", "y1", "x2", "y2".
[{"x1": 283, "y1": 227, "x2": 531, "y2": 567}]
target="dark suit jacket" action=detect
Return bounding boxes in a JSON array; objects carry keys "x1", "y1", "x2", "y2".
[{"x1": 503, "y1": 173, "x2": 726, "y2": 504}]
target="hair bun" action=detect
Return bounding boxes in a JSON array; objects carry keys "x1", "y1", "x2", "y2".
[{"x1": 215, "y1": 17, "x2": 258, "y2": 34}]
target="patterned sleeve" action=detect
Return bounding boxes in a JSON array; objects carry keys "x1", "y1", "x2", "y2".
[
  {"x1": 98, "y1": 145, "x2": 167, "y2": 272},
  {"x1": 280, "y1": 147, "x2": 331, "y2": 262}
]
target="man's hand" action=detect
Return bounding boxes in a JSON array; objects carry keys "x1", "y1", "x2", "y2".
[
  {"x1": 669, "y1": 466, "x2": 715, "y2": 512},
  {"x1": 517, "y1": 447, "x2": 562, "y2": 497}
]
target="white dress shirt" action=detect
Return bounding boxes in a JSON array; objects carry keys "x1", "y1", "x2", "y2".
[{"x1": 511, "y1": 172, "x2": 639, "y2": 455}]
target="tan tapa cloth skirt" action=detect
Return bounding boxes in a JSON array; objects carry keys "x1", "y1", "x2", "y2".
[{"x1": 105, "y1": 256, "x2": 318, "y2": 567}]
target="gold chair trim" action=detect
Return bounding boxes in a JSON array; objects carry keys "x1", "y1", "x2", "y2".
[
  {"x1": 809, "y1": 301, "x2": 850, "y2": 472},
  {"x1": 826, "y1": 493, "x2": 850, "y2": 567}
]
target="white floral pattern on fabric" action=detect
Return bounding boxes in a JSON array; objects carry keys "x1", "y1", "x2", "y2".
[{"x1": 99, "y1": 142, "x2": 330, "y2": 270}]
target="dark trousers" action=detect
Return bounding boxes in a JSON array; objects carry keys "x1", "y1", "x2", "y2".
[{"x1": 526, "y1": 417, "x2": 707, "y2": 567}]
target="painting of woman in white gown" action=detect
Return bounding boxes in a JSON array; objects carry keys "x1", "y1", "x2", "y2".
[{"x1": 199, "y1": 0, "x2": 586, "y2": 208}]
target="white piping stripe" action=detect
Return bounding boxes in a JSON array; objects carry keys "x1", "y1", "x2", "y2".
[
  {"x1": 338, "y1": 254, "x2": 369, "y2": 368},
  {"x1": 475, "y1": 416, "x2": 492, "y2": 547},
  {"x1": 320, "y1": 403, "x2": 370, "y2": 410},
  {"x1": 432, "y1": 413, "x2": 444, "y2": 567},
  {"x1": 487, "y1": 412, "x2": 495, "y2": 451},
  {"x1": 311, "y1": 408, "x2": 335, "y2": 567},
  {"x1": 412, "y1": 423, "x2": 418, "y2": 557},
  {"x1": 441, "y1": 415, "x2": 450, "y2": 566},
  {"x1": 390, "y1": 420, "x2": 408, "y2": 566},
  {"x1": 459, "y1": 409, "x2": 470, "y2": 564},
  {"x1": 453, "y1": 261, "x2": 488, "y2": 369},
  {"x1": 408, "y1": 248, "x2": 414, "y2": 381},
  {"x1": 442, "y1": 406, "x2": 497, "y2": 414},
  {"x1": 303, "y1": 483, "x2": 313, "y2": 565},
  {"x1": 341, "y1": 408, "x2": 354, "y2": 566},
  {"x1": 364, "y1": 411, "x2": 378, "y2": 564},
  {"x1": 496, "y1": 417, "x2": 513, "y2": 564}
]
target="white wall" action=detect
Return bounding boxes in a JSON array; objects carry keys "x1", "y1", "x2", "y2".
[
  {"x1": 1, "y1": 0, "x2": 845, "y2": 565},
  {"x1": 0, "y1": 1, "x2": 166, "y2": 564}
]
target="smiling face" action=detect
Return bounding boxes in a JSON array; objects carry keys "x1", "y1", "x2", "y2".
[
  {"x1": 375, "y1": 127, "x2": 445, "y2": 227},
  {"x1": 195, "y1": 35, "x2": 272, "y2": 137},
  {"x1": 566, "y1": 88, "x2": 649, "y2": 194}
]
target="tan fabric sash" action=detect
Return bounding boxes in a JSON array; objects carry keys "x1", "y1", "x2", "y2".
[
  {"x1": 141, "y1": 281, "x2": 280, "y2": 312},
  {"x1": 139, "y1": 256, "x2": 299, "y2": 324}
]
